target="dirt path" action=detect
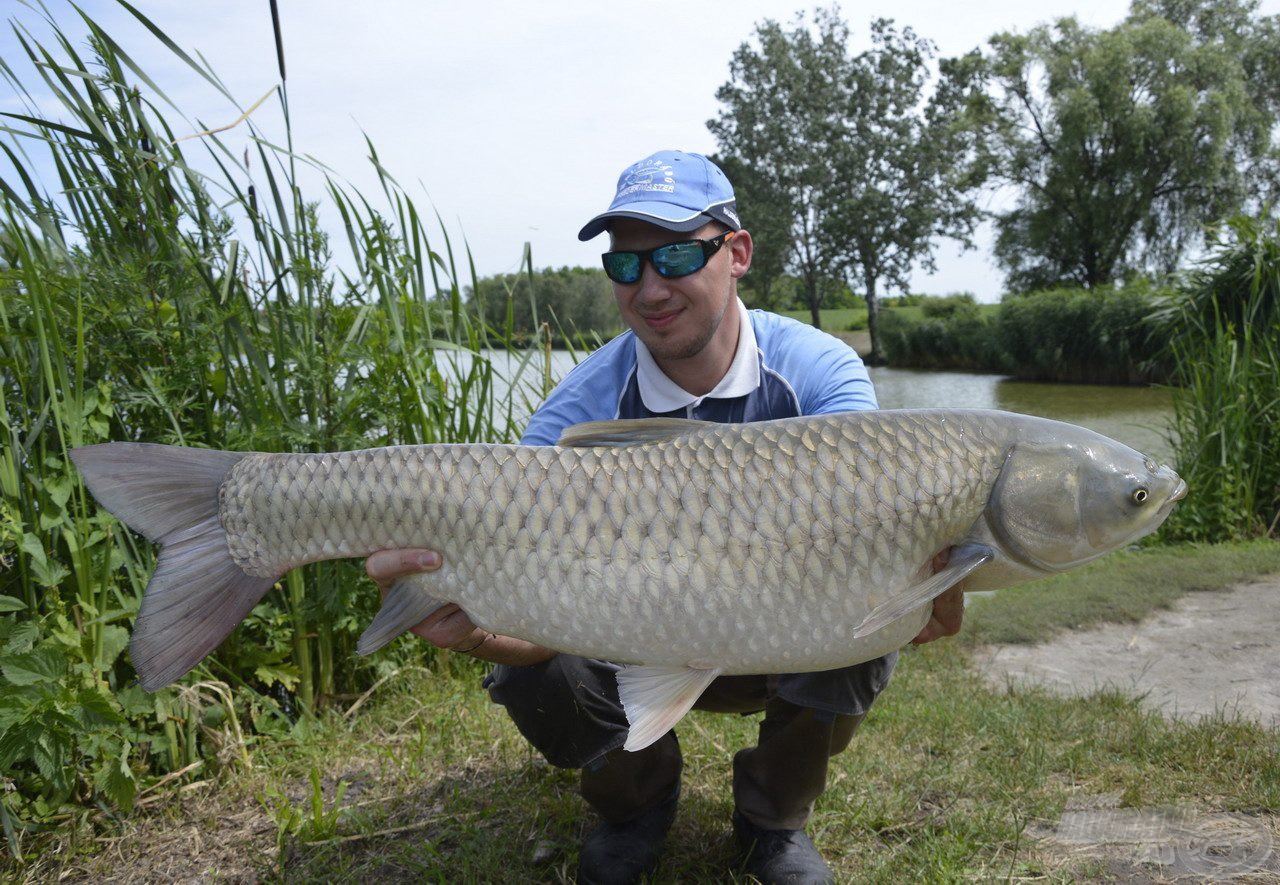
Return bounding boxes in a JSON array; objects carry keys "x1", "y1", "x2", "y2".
[{"x1": 971, "y1": 576, "x2": 1280, "y2": 727}]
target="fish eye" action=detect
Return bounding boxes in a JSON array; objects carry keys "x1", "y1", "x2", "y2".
[{"x1": 1132, "y1": 487, "x2": 1149, "y2": 504}]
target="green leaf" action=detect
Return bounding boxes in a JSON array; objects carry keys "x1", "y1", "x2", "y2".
[
  {"x1": 33, "y1": 729, "x2": 71, "y2": 794},
  {"x1": 45, "y1": 476, "x2": 72, "y2": 510},
  {"x1": 0, "y1": 695, "x2": 32, "y2": 732},
  {"x1": 112, "y1": 684, "x2": 153, "y2": 718},
  {"x1": 0, "y1": 722, "x2": 40, "y2": 769},
  {"x1": 255, "y1": 662, "x2": 300, "y2": 692},
  {"x1": 18, "y1": 534, "x2": 69, "y2": 587},
  {"x1": 75, "y1": 688, "x2": 124, "y2": 728},
  {"x1": 95, "y1": 625, "x2": 129, "y2": 671},
  {"x1": 2, "y1": 621, "x2": 39, "y2": 654},
  {"x1": 2, "y1": 647, "x2": 67, "y2": 685},
  {"x1": 0, "y1": 596, "x2": 25, "y2": 613},
  {"x1": 94, "y1": 746, "x2": 137, "y2": 812}
]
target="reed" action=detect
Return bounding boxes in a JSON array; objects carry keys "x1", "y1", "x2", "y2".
[
  {"x1": 1157, "y1": 214, "x2": 1280, "y2": 541},
  {"x1": 0, "y1": 0, "x2": 552, "y2": 835}
]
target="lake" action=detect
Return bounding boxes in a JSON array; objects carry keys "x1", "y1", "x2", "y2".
[{"x1": 484, "y1": 351, "x2": 1177, "y2": 462}]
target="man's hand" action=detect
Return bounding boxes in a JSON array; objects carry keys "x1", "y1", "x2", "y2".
[
  {"x1": 364, "y1": 548, "x2": 556, "y2": 666},
  {"x1": 911, "y1": 548, "x2": 965, "y2": 645}
]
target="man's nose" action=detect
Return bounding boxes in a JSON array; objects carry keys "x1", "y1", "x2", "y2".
[{"x1": 632, "y1": 262, "x2": 673, "y2": 303}]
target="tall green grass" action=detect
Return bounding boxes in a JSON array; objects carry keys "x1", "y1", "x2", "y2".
[
  {"x1": 1158, "y1": 215, "x2": 1280, "y2": 542},
  {"x1": 0, "y1": 0, "x2": 552, "y2": 843}
]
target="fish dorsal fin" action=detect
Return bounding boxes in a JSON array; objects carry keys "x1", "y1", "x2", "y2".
[
  {"x1": 557, "y1": 417, "x2": 716, "y2": 449},
  {"x1": 616, "y1": 664, "x2": 723, "y2": 751}
]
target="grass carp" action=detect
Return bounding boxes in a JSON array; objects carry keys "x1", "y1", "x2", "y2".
[{"x1": 72, "y1": 409, "x2": 1185, "y2": 750}]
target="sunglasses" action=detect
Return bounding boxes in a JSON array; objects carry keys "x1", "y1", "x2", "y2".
[{"x1": 601, "y1": 230, "x2": 737, "y2": 284}]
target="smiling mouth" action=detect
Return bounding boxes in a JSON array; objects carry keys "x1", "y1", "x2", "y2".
[{"x1": 641, "y1": 310, "x2": 681, "y2": 329}]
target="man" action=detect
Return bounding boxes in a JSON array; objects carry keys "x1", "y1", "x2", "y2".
[{"x1": 366, "y1": 150, "x2": 963, "y2": 884}]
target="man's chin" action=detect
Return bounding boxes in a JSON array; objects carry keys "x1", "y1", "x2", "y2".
[{"x1": 643, "y1": 335, "x2": 705, "y2": 362}]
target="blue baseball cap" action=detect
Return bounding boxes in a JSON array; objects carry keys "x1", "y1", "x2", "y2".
[{"x1": 578, "y1": 150, "x2": 742, "y2": 241}]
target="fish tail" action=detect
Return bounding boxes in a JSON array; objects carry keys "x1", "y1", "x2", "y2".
[{"x1": 71, "y1": 443, "x2": 278, "y2": 690}]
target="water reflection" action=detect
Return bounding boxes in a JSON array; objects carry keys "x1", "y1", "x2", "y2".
[{"x1": 868, "y1": 367, "x2": 1175, "y2": 462}]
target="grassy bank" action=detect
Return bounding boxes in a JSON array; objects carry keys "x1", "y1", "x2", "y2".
[
  {"x1": 15, "y1": 541, "x2": 1279, "y2": 882},
  {"x1": 961, "y1": 538, "x2": 1280, "y2": 646}
]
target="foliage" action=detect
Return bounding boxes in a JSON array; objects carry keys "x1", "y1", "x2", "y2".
[
  {"x1": 740, "y1": 273, "x2": 864, "y2": 314},
  {"x1": 996, "y1": 284, "x2": 1172, "y2": 383},
  {"x1": 919, "y1": 292, "x2": 978, "y2": 319},
  {"x1": 878, "y1": 302, "x2": 1010, "y2": 373},
  {"x1": 710, "y1": 10, "x2": 981, "y2": 360},
  {"x1": 709, "y1": 9, "x2": 848, "y2": 330},
  {"x1": 711, "y1": 153, "x2": 794, "y2": 306},
  {"x1": 0, "y1": 0, "x2": 552, "y2": 841},
  {"x1": 879, "y1": 287, "x2": 1171, "y2": 381},
  {"x1": 949, "y1": 0, "x2": 1280, "y2": 291},
  {"x1": 470, "y1": 265, "x2": 619, "y2": 347},
  {"x1": 1157, "y1": 214, "x2": 1280, "y2": 541},
  {"x1": 823, "y1": 20, "x2": 982, "y2": 364}
]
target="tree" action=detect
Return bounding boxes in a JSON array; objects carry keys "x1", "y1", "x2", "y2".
[
  {"x1": 823, "y1": 20, "x2": 982, "y2": 364},
  {"x1": 710, "y1": 153, "x2": 794, "y2": 309},
  {"x1": 709, "y1": 9, "x2": 850, "y2": 331},
  {"x1": 954, "y1": 0, "x2": 1280, "y2": 292},
  {"x1": 710, "y1": 10, "x2": 981, "y2": 360}
]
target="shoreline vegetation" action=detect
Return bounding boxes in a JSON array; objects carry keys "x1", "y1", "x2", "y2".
[{"x1": 1, "y1": 3, "x2": 1277, "y2": 879}]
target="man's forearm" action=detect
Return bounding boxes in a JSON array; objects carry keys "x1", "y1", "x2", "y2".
[{"x1": 454, "y1": 630, "x2": 558, "y2": 666}]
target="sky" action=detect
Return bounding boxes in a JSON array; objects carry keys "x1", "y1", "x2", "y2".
[{"x1": 3, "y1": 0, "x2": 1278, "y2": 302}]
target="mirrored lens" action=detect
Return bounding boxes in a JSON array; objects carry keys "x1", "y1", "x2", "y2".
[
  {"x1": 652, "y1": 241, "x2": 707, "y2": 278},
  {"x1": 602, "y1": 251, "x2": 642, "y2": 283}
]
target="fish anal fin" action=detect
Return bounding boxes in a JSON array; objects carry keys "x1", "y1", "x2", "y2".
[
  {"x1": 557, "y1": 418, "x2": 716, "y2": 449},
  {"x1": 852, "y1": 542, "x2": 994, "y2": 638},
  {"x1": 617, "y1": 664, "x2": 722, "y2": 752}
]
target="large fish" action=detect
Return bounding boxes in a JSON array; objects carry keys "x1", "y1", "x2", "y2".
[{"x1": 72, "y1": 410, "x2": 1185, "y2": 750}]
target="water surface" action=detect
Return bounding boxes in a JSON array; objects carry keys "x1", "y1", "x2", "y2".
[
  {"x1": 487, "y1": 352, "x2": 1176, "y2": 462},
  {"x1": 868, "y1": 367, "x2": 1175, "y2": 462}
]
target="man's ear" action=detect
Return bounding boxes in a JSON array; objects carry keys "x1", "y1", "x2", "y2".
[{"x1": 729, "y1": 229, "x2": 753, "y2": 279}]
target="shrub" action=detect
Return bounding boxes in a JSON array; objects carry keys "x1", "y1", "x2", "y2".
[
  {"x1": 996, "y1": 284, "x2": 1171, "y2": 384},
  {"x1": 879, "y1": 307, "x2": 1009, "y2": 372}
]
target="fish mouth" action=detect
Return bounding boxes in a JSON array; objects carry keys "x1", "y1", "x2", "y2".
[{"x1": 1154, "y1": 477, "x2": 1188, "y2": 521}]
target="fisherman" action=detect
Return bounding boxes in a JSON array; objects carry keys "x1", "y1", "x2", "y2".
[{"x1": 365, "y1": 150, "x2": 964, "y2": 884}]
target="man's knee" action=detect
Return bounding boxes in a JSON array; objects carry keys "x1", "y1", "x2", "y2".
[{"x1": 485, "y1": 655, "x2": 627, "y2": 769}]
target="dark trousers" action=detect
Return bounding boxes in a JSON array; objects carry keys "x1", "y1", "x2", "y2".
[{"x1": 486, "y1": 655, "x2": 890, "y2": 830}]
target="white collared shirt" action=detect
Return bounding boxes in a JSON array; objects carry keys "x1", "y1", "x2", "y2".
[{"x1": 633, "y1": 298, "x2": 760, "y2": 415}]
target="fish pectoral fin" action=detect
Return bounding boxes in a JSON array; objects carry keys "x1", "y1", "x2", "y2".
[
  {"x1": 557, "y1": 417, "x2": 716, "y2": 449},
  {"x1": 852, "y1": 542, "x2": 994, "y2": 638},
  {"x1": 357, "y1": 574, "x2": 449, "y2": 656},
  {"x1": 616, "y1": 664, "x2": 723, "y2": 752}
]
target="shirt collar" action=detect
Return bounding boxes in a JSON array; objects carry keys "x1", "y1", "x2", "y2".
[{"x1": 634, "y1": 297, "x2": 760, "y2": 413}]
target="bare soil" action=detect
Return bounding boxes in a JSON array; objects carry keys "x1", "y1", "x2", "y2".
[{"x1": 971, "y1": 575, "x2": 1280, "y2": 727}]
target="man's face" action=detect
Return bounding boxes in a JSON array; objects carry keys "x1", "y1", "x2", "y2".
[{"x1": 607, "y1": 218, "x2": 752, "y2": 363}]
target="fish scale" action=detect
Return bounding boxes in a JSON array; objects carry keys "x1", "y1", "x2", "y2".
[{"x1": 213, "y1": 411, "x2": 1003, "y2": 674}]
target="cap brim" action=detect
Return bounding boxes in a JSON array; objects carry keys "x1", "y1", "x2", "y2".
[{"x1": 577, "y1": 206, "x2": 715, "y2": 242}]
